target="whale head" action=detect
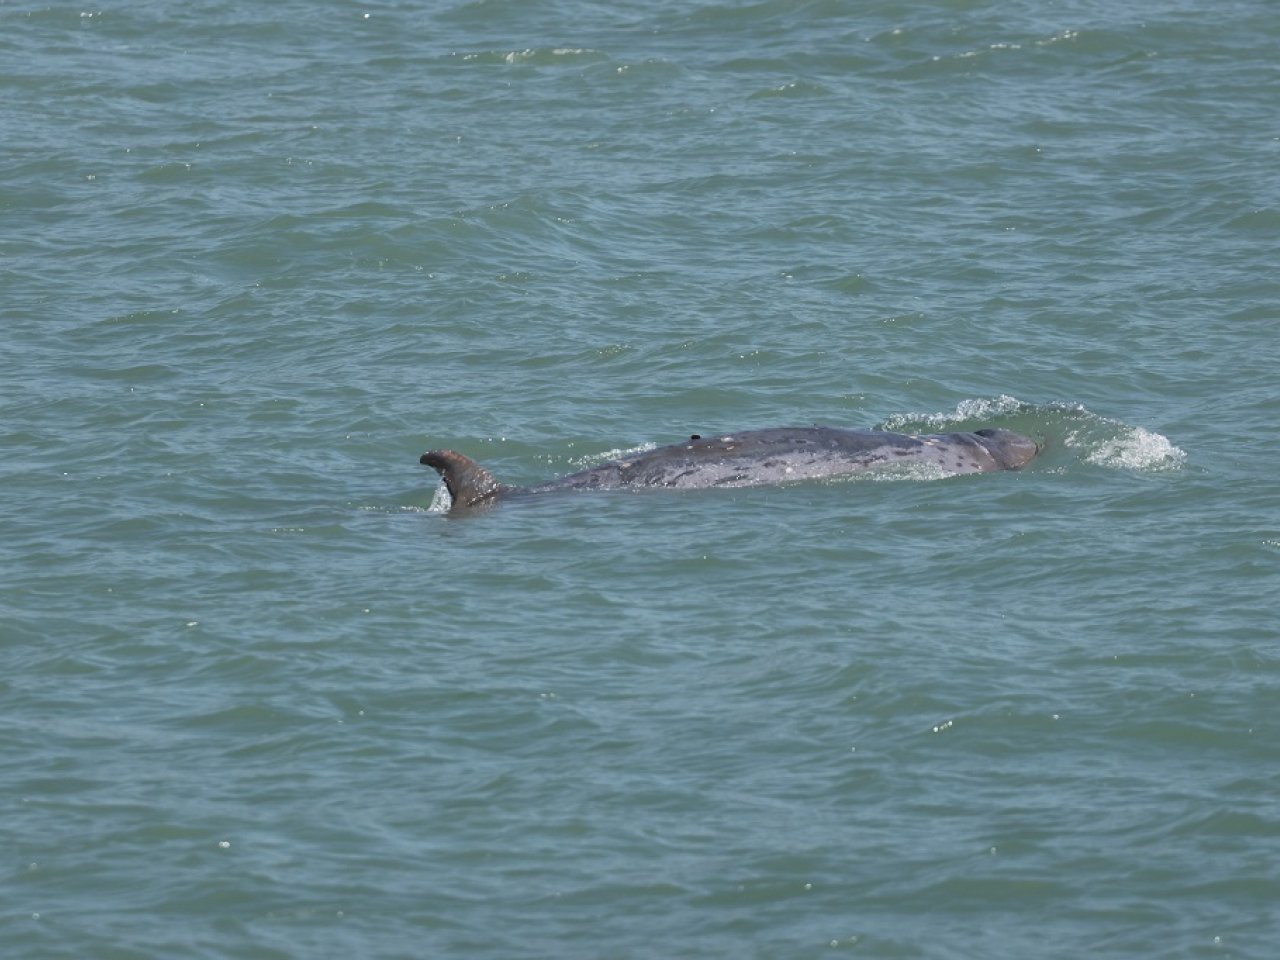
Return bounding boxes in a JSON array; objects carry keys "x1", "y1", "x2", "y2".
[{"x1": 972, "y1": 428, "x2": 1039, "y2": 470}]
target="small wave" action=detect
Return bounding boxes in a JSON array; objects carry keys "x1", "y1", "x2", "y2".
[
  {"x1": 457, "y1": 48, "x2": 606, "y2": 67},
  {"x1": 747, "y1": 80, "x2": 831, "y2": 100}
]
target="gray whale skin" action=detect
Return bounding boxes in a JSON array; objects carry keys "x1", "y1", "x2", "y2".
[{"x1": 420, "y1": 425, "x2": 1038, "y2": 512}]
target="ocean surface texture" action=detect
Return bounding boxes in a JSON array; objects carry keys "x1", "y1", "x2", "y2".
[{"x1": 3, "y1": 1, "x2": 1278, "y2": 957}]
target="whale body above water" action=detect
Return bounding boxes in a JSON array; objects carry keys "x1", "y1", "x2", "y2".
[{"x1": 419, "y1": 425, "x2": 1039, "y2": 513}]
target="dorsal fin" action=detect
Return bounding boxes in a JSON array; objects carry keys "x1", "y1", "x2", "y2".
[{"x1": 419, "y1": 450, "x2": 503, "y2": 509}]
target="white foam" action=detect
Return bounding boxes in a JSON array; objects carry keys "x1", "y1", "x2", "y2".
[
  {"x1": 427, "y1": 482, "x2": 453, "y2": 513},
  {"x1": 882, "y1": 394, "x2": 1029, "y2": 430},
  {"x1": 1084, "y1": 426, "x2": 1186, "y2": 471},
  {"x1": 951, "y1": 394, "x2": 1029, "y2": 420},
  {"x1": 502, "y1": 48, "x2": 597, "y2": 64}
]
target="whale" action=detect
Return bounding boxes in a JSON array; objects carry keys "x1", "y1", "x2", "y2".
[{"x1": 420, "y1": 425, "x2": 1038, "y2": 512}]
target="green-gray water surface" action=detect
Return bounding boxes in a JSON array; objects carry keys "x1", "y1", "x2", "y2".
[{"x1": 3, "y1": 1, "x2": 1278, "y2": 958}]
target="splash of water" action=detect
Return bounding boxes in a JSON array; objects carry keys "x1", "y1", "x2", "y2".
[
  {"x1": 1081, "y1": 426, "x2": 1186, "y2": 471},
  {"x1": 427, "y1": 481, "x2": 453, "y2": 513},
  {"x1": 881, "y1": 394, "x2": 1035, "y2": 431}
]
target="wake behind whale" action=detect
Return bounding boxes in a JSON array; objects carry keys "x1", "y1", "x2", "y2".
[{"x1": 420, "y1": 425, "x2": 1039, "y2": 513}]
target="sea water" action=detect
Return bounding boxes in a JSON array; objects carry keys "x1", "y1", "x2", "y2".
[{"x1": 3, "y1": 1, "x2": 1278, "y2": 957}]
